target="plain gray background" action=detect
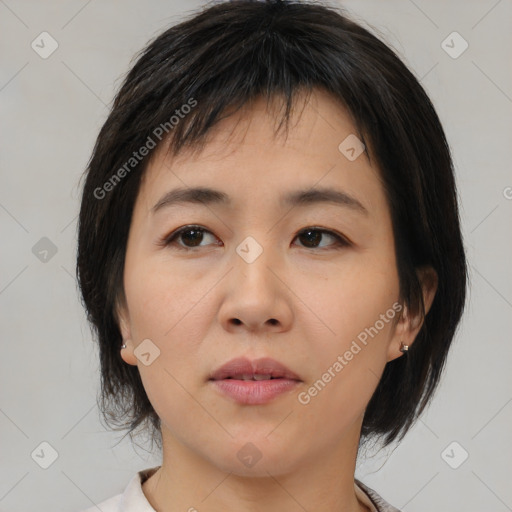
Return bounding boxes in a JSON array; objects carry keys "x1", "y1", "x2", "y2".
[{"x1": 1, "y1": 1, "x2": 511, "y2": 511}]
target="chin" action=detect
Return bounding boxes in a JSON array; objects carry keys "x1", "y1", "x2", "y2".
[{"x1": 204, "y1": 436, "x2": 304, "y2": 478}]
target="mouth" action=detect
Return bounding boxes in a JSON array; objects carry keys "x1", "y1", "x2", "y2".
[
  {"x1": 208, "y1": 357, "x2": 301, "y2": 405},
  {"x1": 209, "y1": 356, "x2": 301, "y2": 381},
  {"x1": 222, "y1": 374, "x2": 284, "y2": 381}
]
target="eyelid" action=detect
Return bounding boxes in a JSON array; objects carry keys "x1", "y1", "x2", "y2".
[{"x1": 155, "y1": 224, "x2": 217, "y2": 249}]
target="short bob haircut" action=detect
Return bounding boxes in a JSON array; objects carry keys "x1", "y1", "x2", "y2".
[{"x1": 77, "y1": 0, "x2": 467, "y2": 449}]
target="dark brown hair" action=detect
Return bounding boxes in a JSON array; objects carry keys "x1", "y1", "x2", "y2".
[{"x1": 77, "y1": 0, "x2": 467, "y2": 449}]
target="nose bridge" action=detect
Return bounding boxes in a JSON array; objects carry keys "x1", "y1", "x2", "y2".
[
  {"x1": 233, "y1": 233, "x2": 279, "y2": 293},
  {"x1": 217, "y1": 230, "x2": 292, "y2": 332}
]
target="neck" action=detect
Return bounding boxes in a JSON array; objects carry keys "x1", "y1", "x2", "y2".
[{"x1": 142, "y1": 424, "x2": 369, "y2": 512}]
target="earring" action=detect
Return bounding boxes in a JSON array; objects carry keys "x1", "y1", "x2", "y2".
[
  {"x1": 399, "y1": 342, "x2": 409, "y2": 353},
  {"x1": 121, "y1": 344, "x2": 127, "y2": 349}
]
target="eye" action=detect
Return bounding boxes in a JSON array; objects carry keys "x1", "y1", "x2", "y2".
[
  {"x1": 293, "y1": 227, "x2": 350, "y2": 250},
  {"x1": 160, "y1": 225, "x2": 220, "y2": 250}
]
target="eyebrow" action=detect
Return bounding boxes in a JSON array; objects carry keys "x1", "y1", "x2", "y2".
[{"x1": 151, "y1": 186, "x2": 368, "y2": 215}]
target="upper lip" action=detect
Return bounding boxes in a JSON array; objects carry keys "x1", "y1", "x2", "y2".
[{"x1": 209, "y1": 357, "x2": 301, "y2": 381}]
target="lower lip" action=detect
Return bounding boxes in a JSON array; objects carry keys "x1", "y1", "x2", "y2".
[{"x1": 210, "y1": 378, "x2": 300, "y2": 405}]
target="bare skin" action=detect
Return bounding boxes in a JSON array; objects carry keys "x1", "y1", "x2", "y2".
[{"x1": 118, "y1": 88, "x2": 437, "y2": 512}]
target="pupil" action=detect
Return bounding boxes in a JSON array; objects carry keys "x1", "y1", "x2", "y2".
[
  {"x1": 183, "y1": 229, "x2": 203, "y2": 247},
  {"x1": 300, "y1": 229, "x2": 321, "y2": 248}
]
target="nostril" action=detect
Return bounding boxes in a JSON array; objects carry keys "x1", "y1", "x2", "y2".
[
  {"x1": 268, "y1": 318, "x2": 278, "y2": 326},
  {"x1": 232, "y1": 318, "x2": 242, "y2": 325}
]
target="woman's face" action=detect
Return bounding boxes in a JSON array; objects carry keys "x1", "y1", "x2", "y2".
[{"x1": 118, "y1": 89, "x2": 421, "y2": 476}]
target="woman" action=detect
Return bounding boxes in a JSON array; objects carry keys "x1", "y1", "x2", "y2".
[{"x1": 76, "y1": 1, "x2": 467, "y2": 510}]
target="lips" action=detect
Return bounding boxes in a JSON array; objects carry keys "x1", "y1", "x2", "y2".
[
  {"x1": 208, "y1": 357, "x2": 302, "y2": 405},
  {"x1": 208, "y1": 357, "x2": 301, "y2": 382}
]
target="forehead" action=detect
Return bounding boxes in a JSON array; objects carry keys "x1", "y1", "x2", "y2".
[{"x1": 137, "y1": 88, "x2": 381, "y2": 213}]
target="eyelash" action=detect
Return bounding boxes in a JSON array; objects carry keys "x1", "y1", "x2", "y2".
[{"x1": 157, "y1": 225, "x2": 351, "y2": 252}]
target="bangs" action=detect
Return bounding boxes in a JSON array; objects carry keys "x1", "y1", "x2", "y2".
[{"x1": 111, "y1": 2, "x2": 374, "y2": 161}]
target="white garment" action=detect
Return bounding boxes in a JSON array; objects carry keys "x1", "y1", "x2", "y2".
[{"x1": 79, "y1": 466, "x2": 400, "y2": 512}]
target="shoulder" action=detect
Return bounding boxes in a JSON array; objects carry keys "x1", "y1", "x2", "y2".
[
  {"x1": 75, "y1": 467, "x2": 159, "y2": 512},
  {"x1": 78, "y1": 493, "x2": 122, "y2": 512},
  {"x1": 355, "y1": 479, "x2": 402, "y2": 512}
]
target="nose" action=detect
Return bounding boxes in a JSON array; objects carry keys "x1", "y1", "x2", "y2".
[{"x1": 217, "y1": 239, "x2": 293, "y2": 334}]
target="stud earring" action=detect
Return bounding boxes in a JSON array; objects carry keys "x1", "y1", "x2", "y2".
[
  {"x1": 121, "y1": 344, "x2": 127, "y2": 349},
  {"x1": 399, "y1": 342, "x2": 409, "y2": 353}
]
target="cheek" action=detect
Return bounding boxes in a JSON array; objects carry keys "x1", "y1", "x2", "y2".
[
  {"x1": 296, "y1": 256, "x2": 399, "y2": 350},
  {"x1": 124, "y1": 257, "x2": 213, "y2": 392},
  {"x1": 124, "y1": 255, "x2": 207, "y2": 342},
  {"x1": 294, "y1": 281, "x2": 398, "y2": 442},
  {"x1": 292, "y1": 253, "x2": 399, "y2": 423}
]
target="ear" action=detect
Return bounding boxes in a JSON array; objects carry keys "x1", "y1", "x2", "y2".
[
  {"x1": 387, "y1": 266, "x2": 438, "y2": 362},
  {"x1": 115, "y1": 300, "x2": 138, "y2": 366}
]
